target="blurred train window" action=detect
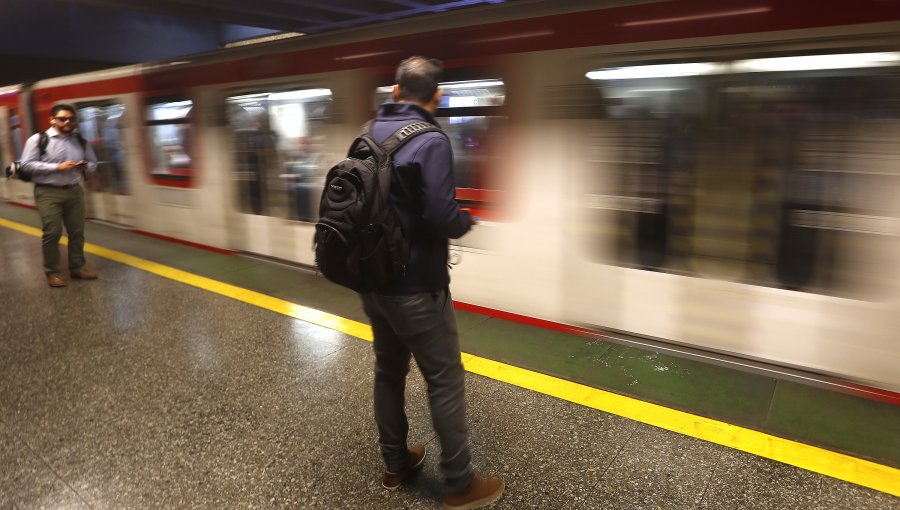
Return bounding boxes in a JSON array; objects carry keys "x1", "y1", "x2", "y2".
[
  {"x1": 76, "y1": 103, "x2": 128, "y2": 194},
  {"x1": 375, "y1": 79, "x2": 507, "y2": 220},
  {"x1": 146, "y1": 99, "x2": 193, "y2": 184},
  {"x1": 586, "y1": 52, "x2": 900, "y2": 298},
  {"x1": 226, "y1": 88, "x2": 333, "y2": 220},
  {"x1": 9, "y1": 109, "x2": 22, "y2": 159}
]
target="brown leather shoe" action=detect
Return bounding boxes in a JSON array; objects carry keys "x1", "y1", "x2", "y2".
[
  {"x1": 70, "y1": 268, "x2": 98, "y2": 280},
  {"x1": 442, "y1": 472, "x2": 505, "y2": 510},
  {"x1": 382, "y1": 444, "x2": 426, "y2": 490},
  {"x1": 47, "y1": 273, "x2": 66, "y2": 287}
]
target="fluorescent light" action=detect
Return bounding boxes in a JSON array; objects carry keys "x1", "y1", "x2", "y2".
[
  {"x1": 732, "y1": 52, "x2": 900, "y2": 72},
  {"x1": 625, "y1": 88, "x2": 686, "y2": 93},
  {"x1": 228, "y1": 93, "x2": 269, "y2": 102},
  {"x1": 224, "y1": 32, "x2": 304, "y2": 49},
  {"x1": 587, "y1": 52, "x2": 900, "y2": 81},
  {"x1": 466, "y1": 30, "x2": 554, "y2": 44},
  {"x1": 155, "y1": 100, "x2": 193, "y2": 108},
  {"x1": 586, "y1": 63, "x2": 725, "y2": 80},
  {"x1": 621, "y1": 7, "x2": 771, "y2": 27},
  {"x1": 268, "y1": 89, "x2": 332, "y2": 101},
  {"x1": 335, "y1": 50, "x2": 398, "y2": 61},
  {"x1": 377, "y1": 80, "x2": 503, "y2": 93},
  {"x1": 440, "y1": 80, "x2": 504, "y2": 90}
]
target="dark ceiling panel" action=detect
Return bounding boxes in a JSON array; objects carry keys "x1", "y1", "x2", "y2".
[
  {"x1": 1, "y1": 0, "x2": 515, "y2": 85},
  {"x1": 63, "y1": 0, "x2": 511, "y2": 34},
  {"x1": 65, "y1": 0, "x2": 326, "y2": 31},
  {"x1": 0, "y1": 54, "x2": 130, "y2": 86}
]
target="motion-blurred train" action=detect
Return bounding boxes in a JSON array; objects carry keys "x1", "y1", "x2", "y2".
[{"x1": 3, "y1": 0, "x2": 900, "y2": 392}]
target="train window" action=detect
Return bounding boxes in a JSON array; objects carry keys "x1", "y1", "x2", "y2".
[
  {"x1": 585, "y1": 52, "x2": 900, "y2": 297},
  {"x1": 226, "y1": 88, "x2": 333, "y2": 220},
  {"x1": 374, "y1": 79, "x2": 507, "y2": 220},
  {"x1": 374, "y1": 79, "x2": 505, "y2": 110},
  {"x1": 583, "y1": 69, "x2": 704, "y2": 275},
  {"x1": 76, "y1": 103, "x2": 128, "y2": 194},
  {"x1": 9, "y1": 109, "x2": 22, "y2": 159},
  {"x1": 435, "y1": 80, "x2": 505, "y2": 193},
  {"x1": 146, "y1": 99, "x2": 193, "y2": 185}
]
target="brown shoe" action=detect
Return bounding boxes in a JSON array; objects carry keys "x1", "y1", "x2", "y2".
[
  {"x1": 70, "y1": 268, "x2": 97, "y2": 280},
  {"x1": 47, "y1": 273, "x2": 66, "y2": 287},
  {"x1": 382, "y1": 444, "x2": 426, "y2": 490},
  {"x1": 442, "y1": 473, "x2": 504, "y2": 510}
]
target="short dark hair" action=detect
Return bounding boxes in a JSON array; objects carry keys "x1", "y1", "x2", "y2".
[
  {"x1": 395, "y1": 56, "x2": 443, "y2": 103},
  {"x1": 51, "y1": 104, "x2": 76, "y2": 117}
]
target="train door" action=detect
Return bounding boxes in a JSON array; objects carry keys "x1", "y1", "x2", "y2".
[
  {"x1": 563, "y1": 61, "x2": 711, "y2": 339},
  {"x1": 75, "y1": 101, "x2": 135, "y2": 226},
  {"x1": 564, "y1": 51, "x2": 900, "y2": 384},
  {"x1": 223, "y1": 86, "x2": 336, "y2": 264},
  {"x1": 0, "y1": 93, "x2": 28, "y2": 203}
]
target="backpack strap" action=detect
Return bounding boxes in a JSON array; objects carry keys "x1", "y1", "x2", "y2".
[
  {"x1": 350, "y1": 121, "x2": 441, "y2": 161},
  {"x1": 38, "y1": 132, "x2": 49, "y2": 158},
  {"x1": 380, "y1": 121, "x2": 442, "y2": 155},
  {"x1": 76, "y1": 133, "x2": 88, "y2": 153}
]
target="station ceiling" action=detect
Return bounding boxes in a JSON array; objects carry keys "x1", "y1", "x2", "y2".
[
  {"x1": 0, "y1": 0, "x2": 513, "y2": 87},
  {"x1": 72, "y1": 0, "x2": 509, "y2": 34}
]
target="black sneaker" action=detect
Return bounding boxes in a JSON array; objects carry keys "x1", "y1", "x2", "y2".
[{"x1": 382, "y1": 444, "x2": 426, "y2": 490}]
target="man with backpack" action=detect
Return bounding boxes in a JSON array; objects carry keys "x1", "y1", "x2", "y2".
[
  {"x1": 352, "y1": 56, "x2": 504, "y2": 509},
  {"x1": 20, "y1": 104, "x2": 98, "y2": 287}
]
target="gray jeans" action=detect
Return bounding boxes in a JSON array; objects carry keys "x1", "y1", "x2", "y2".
[{"x1": 361, "y1": 289, "x2": 473, "y2": 492}]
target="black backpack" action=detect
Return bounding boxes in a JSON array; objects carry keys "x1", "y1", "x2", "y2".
[
  {"x1": 315, "y1": 121, "x2": 440, "y2": 293},
  {"x1": 3, "y1": 132, "x2": 88, "y2": 182}
]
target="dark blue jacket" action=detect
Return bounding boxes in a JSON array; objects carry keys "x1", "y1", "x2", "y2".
[{"x1": 370, "y1": 102, "x2": 473, "y2": 294}]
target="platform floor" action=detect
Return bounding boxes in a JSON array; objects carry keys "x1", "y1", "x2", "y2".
[{"x1": 1, "y1": 201, "x2": 898, "y2": 509}]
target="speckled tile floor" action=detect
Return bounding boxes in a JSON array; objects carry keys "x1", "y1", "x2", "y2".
[{"x1": 1, "y1": 204, "x2": 897, "y2": 509}]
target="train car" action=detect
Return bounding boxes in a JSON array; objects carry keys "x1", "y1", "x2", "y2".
[
  {"x1": 0, "y1": 85, "x2": 27, "y2": 188},
  {"x1": 2, "y1": 0, "x2": 899, "y2": 391}
]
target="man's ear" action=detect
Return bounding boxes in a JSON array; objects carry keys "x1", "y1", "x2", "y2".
[
  {"x1": 430, "y1": 88, "x2": 443, "y2": 109},
  {"x1": 392, "y1": 84, "x2": 401, "y2": 102}
]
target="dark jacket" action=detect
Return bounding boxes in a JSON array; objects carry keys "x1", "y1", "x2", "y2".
[{"x1": 370, "y1": 102, "x2": 473, "y2": 294}]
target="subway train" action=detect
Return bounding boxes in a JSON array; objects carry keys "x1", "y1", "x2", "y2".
[{"x1": 2, "y1": 0, "x2": 900, "y2": 392}]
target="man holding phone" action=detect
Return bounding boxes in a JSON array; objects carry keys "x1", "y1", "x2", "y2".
[{"x1": 20, "y1": 103, "x2": 99, "y2": 287}]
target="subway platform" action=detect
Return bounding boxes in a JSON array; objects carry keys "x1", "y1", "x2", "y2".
[{"x1": 1, "y1": 200, "x2": 898, "y2": 509}]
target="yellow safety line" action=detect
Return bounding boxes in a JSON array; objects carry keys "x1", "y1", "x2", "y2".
[{"x1": 2, "y1": 215, "x2": 898, "y2": 497}]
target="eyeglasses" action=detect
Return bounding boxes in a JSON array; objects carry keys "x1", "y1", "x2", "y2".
[{"x1": 54, "y1": 116, "x2": 77, "y2": 123}]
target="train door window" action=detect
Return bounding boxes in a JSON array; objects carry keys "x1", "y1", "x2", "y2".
[
  {"x1": 146, "y1": 99, "x2": 193, "y2": 185},
  {"x1": 587, "y1": 52, "x2": 900, "y2": 298},
  {"x1": 586, "y1": 64, "x2": 711, "y2": 274},
  {"x1": 226, "y1": 88, "x2": 333, "y2": 220},
  {"x1": 76, "y1": 102, "x2": 128, "y2": 194},
  {"x1": 9, "y1": 109, "x2": 22, "y2": 158},
  {"x1": 725, "y1": 53, "x2": 900, "y2": 298},
  {"x1": 374, "y1": 79, "x2": 506, "y2": 219}
]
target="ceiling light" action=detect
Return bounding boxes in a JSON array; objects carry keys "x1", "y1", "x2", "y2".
[
  {"x1": 732, "y1": 52, "x2": 900, "y2": 72},
  {"x1": 586, "y1": 63, "x2": 725, "y2": 80},
  {"x1": 268, "y1": 89, "x2": 332, "y2": 101}
]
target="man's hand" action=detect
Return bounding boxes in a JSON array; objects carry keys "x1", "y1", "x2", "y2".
[
  {"x1": 57, "y1": 160, "x2": 82, "y2": 171},
  {"x1": 461, "y1": 207, "x2": 479, "y2": 225}
]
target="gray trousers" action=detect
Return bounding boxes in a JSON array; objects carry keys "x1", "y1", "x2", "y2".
[
  {"x1": 34, "y1": 184, "x2": 86, "y2": 275},
  {"x1": 361, "y1": 289, "x2": 473, "y2": 492}
]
